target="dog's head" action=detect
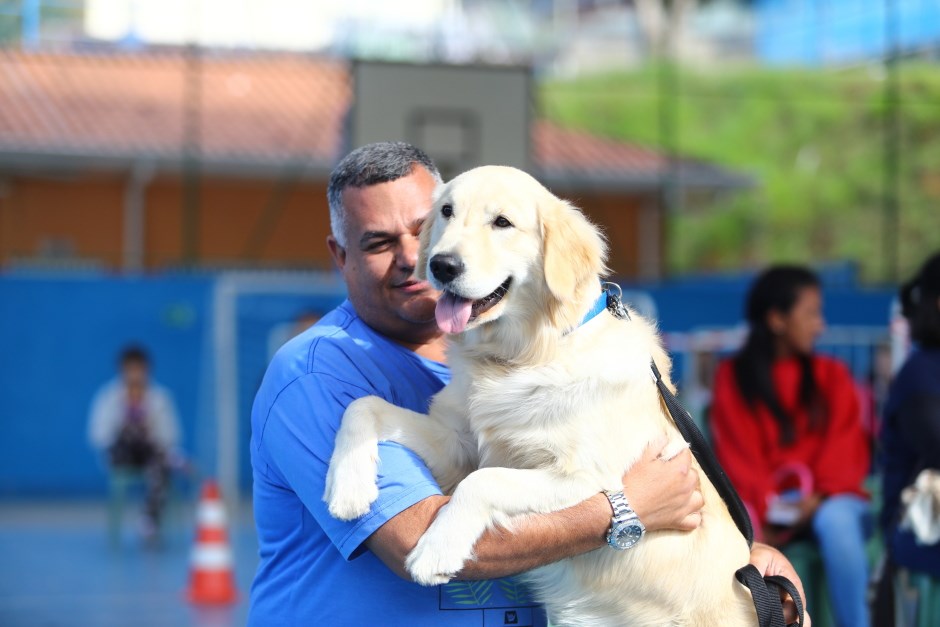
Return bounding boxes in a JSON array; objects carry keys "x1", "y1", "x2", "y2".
[{"x1": 416, "y1": 166, "x2": 607, "y2": 346}]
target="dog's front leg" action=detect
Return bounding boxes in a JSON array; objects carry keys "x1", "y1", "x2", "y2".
[
  {"x1": 324, "y1": 395, "x2": 470, "y2": 520},
  {"x1": 405, "y1": 468, "x2": 600, "y2": 585}
]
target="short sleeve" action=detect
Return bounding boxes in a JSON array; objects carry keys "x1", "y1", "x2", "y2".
[{"x1": 255, "y1": 372, "x2": 443, "y2": 560}]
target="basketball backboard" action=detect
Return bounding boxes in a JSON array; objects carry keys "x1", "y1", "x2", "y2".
[{"x1": 350, "y1": 60, "x2": 531, "y2": 181}]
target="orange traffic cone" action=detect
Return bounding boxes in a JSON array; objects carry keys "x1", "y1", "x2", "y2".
[{"x1": 185, "y1": 480, "x2": 239, "y2": 605}]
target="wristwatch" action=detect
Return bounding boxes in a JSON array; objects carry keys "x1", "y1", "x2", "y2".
[{"x1": 603, "y1": 489, "x2": 646, "y2": 550}]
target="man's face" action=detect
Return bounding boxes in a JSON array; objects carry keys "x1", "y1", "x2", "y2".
[{"x1": 327, "y1": 166, "x2": 441, "y2": 347}]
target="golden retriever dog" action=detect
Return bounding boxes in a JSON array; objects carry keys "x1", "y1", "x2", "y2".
[{"x1": 324, "y1": 165, "x2": 756, "y2": 626}]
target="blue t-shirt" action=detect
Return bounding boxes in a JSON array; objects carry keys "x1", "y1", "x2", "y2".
[{"x1": 248, "y1": 300, "x2": 546, "y2": 626}]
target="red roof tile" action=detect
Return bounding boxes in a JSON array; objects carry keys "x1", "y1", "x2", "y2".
[
  {"x1": 532, "y1": 119, "x2": 665, "y2": 177},
  {"x1": 0, "y1": 51, "x2": 741, "y2": 189},
  {"x1": 0, "y1": 50, "x2": 349, "y2": 167}
]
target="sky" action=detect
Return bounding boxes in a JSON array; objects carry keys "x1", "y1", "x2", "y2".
[{"x1": 84, "y1": 0, "x2": 457, "y2": 50}]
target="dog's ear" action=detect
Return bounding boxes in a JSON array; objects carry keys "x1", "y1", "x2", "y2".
[
  {"x1": 543, "y1": 197, "x2": 608, "y2": 311},
  {"x1": 415, "y1": 200, "x2": 438, "y2": 282}
]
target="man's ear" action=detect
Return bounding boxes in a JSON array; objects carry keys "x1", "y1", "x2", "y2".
[
  {"x1": 327, "y1": 235, "x2": 346, "y2": 271},
  {"x1": 415, "y1": 204, "x2": 438, "y2": 282},
  {"x1": 543, "y1": 198, "x2": 608, "y2": 305}
]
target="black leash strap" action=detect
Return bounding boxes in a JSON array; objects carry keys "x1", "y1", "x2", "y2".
[
  {"x1": 735, "y1": 565, "x2": 806, "y2": 627},
  {"x1": 649, "y1": 359, "x2": 754, "y2": 545},
  {"x1": 650, "y1": 358, "x2": 804, "y2": 627},
  {"x1": 604, "y1": 288, "x2": 804, "y2": 627}
]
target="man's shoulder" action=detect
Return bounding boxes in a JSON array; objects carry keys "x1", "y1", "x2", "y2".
[
  {"x1": 251, "y1": 305, "x2": 372, "y2": 432},
  {"x1": 259, "y1": 301, "x2": 446, "y2": 408},
  {"x1": 263, "y1": 301, "x2": 409, "y2": 392},
  {"x1": 273, "y1": 303, "x2": 374, "y2": 374}
]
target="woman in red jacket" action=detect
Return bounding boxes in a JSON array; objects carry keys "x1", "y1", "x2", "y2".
[{"x1": 710, "y1": 265, "x2": 872, "y2": 627}]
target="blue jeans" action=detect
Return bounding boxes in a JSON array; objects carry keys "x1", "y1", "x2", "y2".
[{"x1": 811, "y1": 494, "x2": 873, "y2": 627}]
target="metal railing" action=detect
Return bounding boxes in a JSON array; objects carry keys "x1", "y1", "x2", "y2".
[{"x1": 665, "y1": 325, "x2": 892, "y2": 438}]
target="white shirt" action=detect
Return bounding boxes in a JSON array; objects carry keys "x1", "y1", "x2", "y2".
[{"x1": 87, "y1": 378, "x2": 181, "y2": 452}]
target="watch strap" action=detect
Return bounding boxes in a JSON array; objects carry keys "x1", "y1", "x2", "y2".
[
  {"x1": 603, "y1": 489, "x2": 634, "y2": 525},
  {"x1": 603, "y1": 489, "x2": 645, "y2": 550}
]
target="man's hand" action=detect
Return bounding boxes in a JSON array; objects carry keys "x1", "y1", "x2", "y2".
[
  {"x1": 748, "y1": 542, "x2": 812, "y2": 626},
  {"x1": 623, "y1": 437, "x2": 703, "y2": 532}
]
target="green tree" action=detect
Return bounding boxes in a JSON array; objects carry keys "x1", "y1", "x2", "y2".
[{"x1": 541, "y1": 64, "x2": 940, "y2": 282}]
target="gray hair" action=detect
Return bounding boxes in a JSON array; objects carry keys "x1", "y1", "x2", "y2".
[{"x1": 327, "y1": 142, "x2": 442, "y2": 248}]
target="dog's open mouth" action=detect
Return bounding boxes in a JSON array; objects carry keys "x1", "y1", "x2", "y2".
[{"x1": 435, "y1": 277, "x2": 512, "y2": 334}]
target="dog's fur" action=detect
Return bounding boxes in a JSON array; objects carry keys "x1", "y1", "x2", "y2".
[{"x1": 324, "y1": 166, "x2": 756, "y2": 626}]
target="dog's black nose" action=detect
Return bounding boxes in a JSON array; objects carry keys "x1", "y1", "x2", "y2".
[{"x1": 429, "y1": 253, "x2": 464, "y2": 284}]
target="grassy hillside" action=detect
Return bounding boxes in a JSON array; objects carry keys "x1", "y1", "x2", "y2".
[{"x1": 541, "y1": 64, "x2": 940, "y2": 283}]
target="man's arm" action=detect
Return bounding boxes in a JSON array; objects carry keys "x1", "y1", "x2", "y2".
[
  {"x1": 367, "y1": 441, "x2": 811, "y2": 627},
  {"x1": 366, "y1": 439, "x2": 704, "y2": 580}
]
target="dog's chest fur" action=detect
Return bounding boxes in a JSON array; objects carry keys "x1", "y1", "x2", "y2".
[{"x1": 453, "y1": 311, "x2": 671, "y2": 479}]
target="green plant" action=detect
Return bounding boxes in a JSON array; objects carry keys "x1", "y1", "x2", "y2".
[{"x1": 541, "y1": 63, "x2": 940, "y2": 282}]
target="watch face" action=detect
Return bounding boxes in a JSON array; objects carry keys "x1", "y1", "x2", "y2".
[{"x1": 611, "y1": 522, "x2": 644, "y2": 550}]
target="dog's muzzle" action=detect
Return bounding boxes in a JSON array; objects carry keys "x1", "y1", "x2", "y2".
[{"x1": 429, "y1": 253, "x2": 464, "y2": 285}]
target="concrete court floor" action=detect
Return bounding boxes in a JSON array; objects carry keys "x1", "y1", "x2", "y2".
[{"x1": 0, "y1": 499, "x2": 259, "y2": 627}]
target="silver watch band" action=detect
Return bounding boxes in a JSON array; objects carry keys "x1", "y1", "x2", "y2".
[
  {"x1": 603, "y1": 489, "x2": 645, "y2": 550},
  {"x1": 603, "y1": 489, "x2": 634, "y2": 523}
]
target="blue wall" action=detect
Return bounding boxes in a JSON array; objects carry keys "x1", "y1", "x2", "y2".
[
  {"x1": 0, "y1": 273, "x2": 213, "y2": 497},
  {"x1": 0, "y1": 271, "x2": 894, "y2": 498},
  {"x1": 0, "y1": 271, "x2": 348, "y2": 499},
  {"x1": 623, "y1": 272, "x2": 895, "y2": 332}
]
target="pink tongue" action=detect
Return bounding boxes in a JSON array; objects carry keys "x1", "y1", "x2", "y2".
[{"x1": 435, "y1": 291, "x2": 473, "y2": 334}]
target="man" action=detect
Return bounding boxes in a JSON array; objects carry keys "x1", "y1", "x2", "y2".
[
  {"x1": 248, "y1": 142, "x2": 807, "y2": 625},
  {"x1": 88, "y1": 345, "x2": 181, "y2": 538}
]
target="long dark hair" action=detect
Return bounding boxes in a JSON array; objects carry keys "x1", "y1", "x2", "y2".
[{"x1": 733, "y1": 266, "x2": 823, "y2": 445}]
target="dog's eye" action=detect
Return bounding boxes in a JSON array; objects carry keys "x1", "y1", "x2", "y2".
[
  {"x1": 441, "y1": 204, "x2": 454, "y2": 218},
  {"x1": 493, "y1": 215, "x2": 513, "y2": 229}
]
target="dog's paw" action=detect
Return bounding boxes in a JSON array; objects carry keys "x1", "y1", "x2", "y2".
[
  {"x1": 323, "y1": 444, "x2": 380, "y2": 520},
  {"x1": 405, "y1": 535, "x2": 470, "y2": 586},
  {"x1": 324, "y1": 477, "x2": 378, "y2": 521},
  {"x1": 405, "y1": 505, "x2": 480, "y2": 585}
]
